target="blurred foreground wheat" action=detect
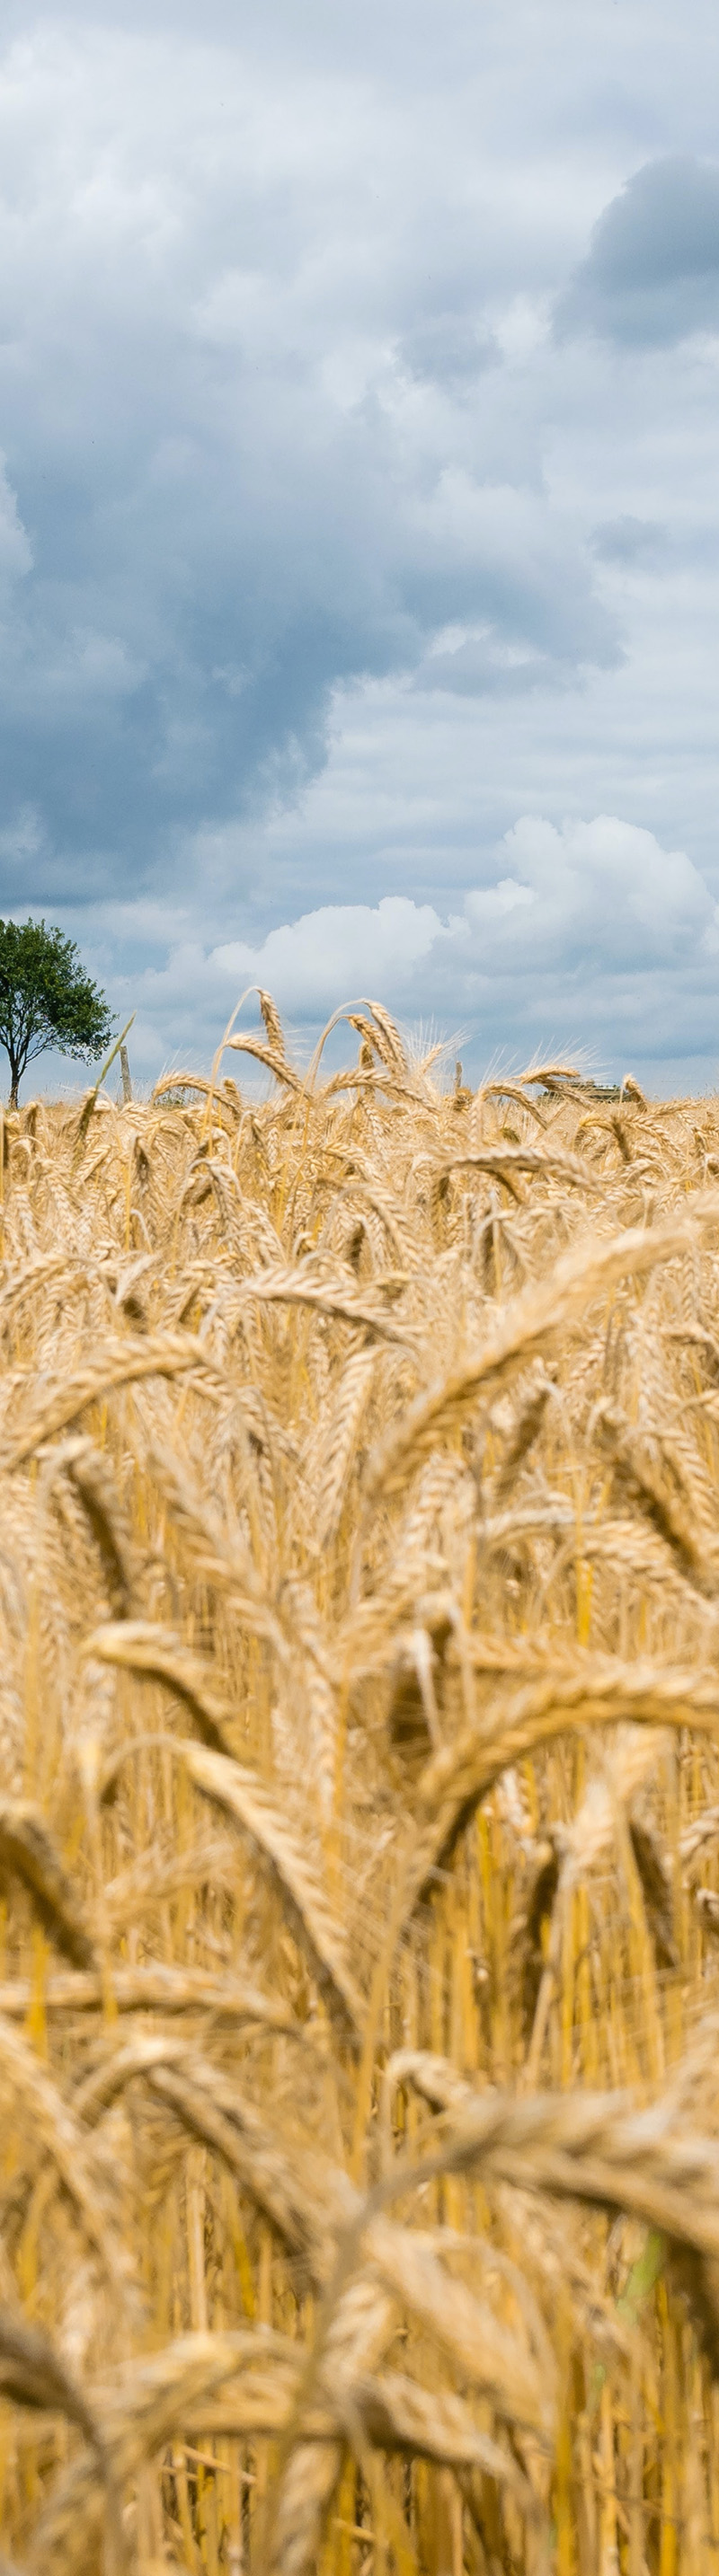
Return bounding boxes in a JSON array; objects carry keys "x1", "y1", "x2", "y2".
[{"x1": 4, "y1": 1005, "x2": 719, "y2": 2571}]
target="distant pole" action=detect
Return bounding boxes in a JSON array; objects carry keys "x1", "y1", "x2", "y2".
[{"x1": 120, "y1": 1044, "x2": 133, "y2": 1104}]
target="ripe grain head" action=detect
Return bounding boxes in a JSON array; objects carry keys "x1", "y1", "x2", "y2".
[{"x1": 1, "y1": 1021, "x2": 719, "y2": 2568}]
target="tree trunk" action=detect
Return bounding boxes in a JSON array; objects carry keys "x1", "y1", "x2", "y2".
[{"x1": 8, "y1": 1076, "x2": 18, "y2": 1113}]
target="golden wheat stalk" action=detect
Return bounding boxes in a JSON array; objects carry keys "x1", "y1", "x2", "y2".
[
  {"x1": 99, "y1": 1732, "x2": 364, "y2": 2044},
  {"x1": 0, "y1": 1799, "x2": 97, "y2": 1967},
  {"x1": 360, "y1": 1199, "x2": 719, "y2": 1505},
  {"x1": 6, "y1": 1012, "x2": 719, "y2": 2573}
]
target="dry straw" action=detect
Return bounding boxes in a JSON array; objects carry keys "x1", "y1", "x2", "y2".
[{"x1": 4, "y1": 1004, "x2": 719, "y2": 2569}]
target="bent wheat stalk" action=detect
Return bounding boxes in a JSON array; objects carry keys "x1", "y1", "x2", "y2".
[{"x1": 360, "y1": 1201, "x2": 719, "y2": 1506}]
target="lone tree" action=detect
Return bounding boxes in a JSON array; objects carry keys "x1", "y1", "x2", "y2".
[{"x1": 0, "y1": 917, "x2": 115, "y2": 1110}]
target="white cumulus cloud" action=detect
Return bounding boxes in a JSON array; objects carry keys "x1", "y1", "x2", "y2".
[
  {"x1": 86, "y1": 811, "x2": 719, "y2": 1095},
  {"x1": 210, "y1": 895, "x2": 451, "y2": 1012}
]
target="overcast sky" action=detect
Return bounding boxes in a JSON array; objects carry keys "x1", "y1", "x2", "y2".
[{"x1": 2, "y1": 0, "x2": 719, "y2": 1092}]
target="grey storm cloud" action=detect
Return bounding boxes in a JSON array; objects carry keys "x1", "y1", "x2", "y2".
[
  {"x1": 591, "y1": 516, "x2": 669, "y2": 569},
  {"x1": 0, "y1": 14, "x2": 624, "y2": 916},
  {"x1": 1, "y1": 0, "x2": 719, "y2": 1098},
  {"x1": 398, "y1": 314, "x2": 500, "y2": 388},
  {"x1": 556, "y1": 155, "x2": 719, "y2": 347}
]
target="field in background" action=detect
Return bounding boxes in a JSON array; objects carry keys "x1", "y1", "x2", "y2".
[{"x1": 3, "y1": 1005, "x2": 719, "y2": 2572}]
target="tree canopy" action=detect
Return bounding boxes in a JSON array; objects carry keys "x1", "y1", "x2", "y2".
[{"x1": 0, "y1": 917, "x2": 115, "y2": 1109}]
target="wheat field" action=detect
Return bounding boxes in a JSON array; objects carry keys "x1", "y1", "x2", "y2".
[{"x1": 4, "y1": 1000, "x2": 719, "y2": 2572}]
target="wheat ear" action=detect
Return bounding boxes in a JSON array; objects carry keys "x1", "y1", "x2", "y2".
[{"x1": 361, "y1": 1203, "x2": 719, "y2": 1505}]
